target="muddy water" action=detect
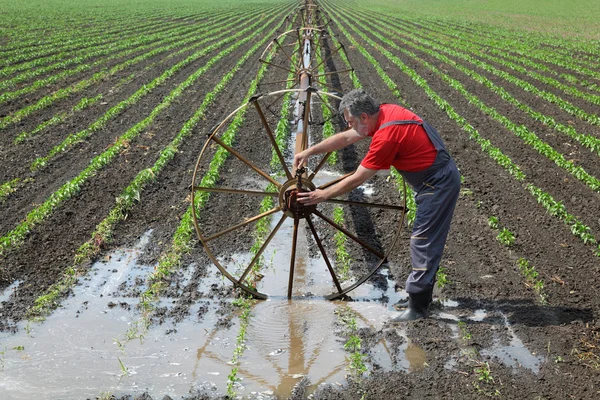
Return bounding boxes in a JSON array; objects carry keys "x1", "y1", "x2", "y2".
[{"x1": 0, "y1": 228, "x2": 546, "y2": 399}]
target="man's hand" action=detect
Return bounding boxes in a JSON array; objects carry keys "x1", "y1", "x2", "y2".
[
  {"x1": 293, "y1": 149, "x2": 311, "y2": 170},
  {"x1": 297, "y1": 188, "x2": 327, "y2": 205}
]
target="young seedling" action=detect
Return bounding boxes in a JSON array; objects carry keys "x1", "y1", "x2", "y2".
[
  {"x1": 457, "y1": 321, "x2": 473, "y2": 340},
  {"x1": 436, "y1": 265, "x2": 449, "y2": 289},
  {"x1": 487, "y1": 216, "x2": 499, "y2": 230},
  {"x1": 496, "y1": 227, "x2": 515, "y2": 246}
]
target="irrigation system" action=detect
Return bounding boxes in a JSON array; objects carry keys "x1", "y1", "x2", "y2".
[{"x1": 191, "y1": 0, "x2": 408, "y2": 300}]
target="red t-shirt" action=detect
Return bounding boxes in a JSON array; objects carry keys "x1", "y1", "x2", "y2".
[{"x1": 360, "y1": 104, "x2": 437, "y2": 172}]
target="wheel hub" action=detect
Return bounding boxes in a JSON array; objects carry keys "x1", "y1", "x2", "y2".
[{"x1": 279, "y1": 172, "x2": 317, "y2": 219}]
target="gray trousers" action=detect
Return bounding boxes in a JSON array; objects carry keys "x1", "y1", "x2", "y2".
[{"x1": 405, "y1": 158, "x2": 460, "y2": 294}]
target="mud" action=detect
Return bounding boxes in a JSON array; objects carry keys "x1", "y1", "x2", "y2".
[{"x1": 1, "y1": 2, "x2": 600, "y2": 400}]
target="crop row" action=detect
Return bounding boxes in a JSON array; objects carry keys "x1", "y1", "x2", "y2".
[
  {"x1": 355, "y1": 14, "x2": 600, "y2": 194},
  {"x1": 0, "y1": 16, "x2": 206, "y2": 79},
  {"x1": 0, "y1": 12, "x2": 235, "y2": 90},
  {"x1": 14, "y1": 94, "x2": 103, "y2": 144},
  {"x1": 25, "y1": 8, "x2": 294, "y2": 320},
  {"x1": 0, "y1": 9, "x2": 274, "y2": 130},
  {"x1": 323, "y1": 2, "x2": 600, "y2": 256},
  {"x1": 361, "y1": 11, "x2": 600, "y2": 130},
  {"x1": 0, "y1": 12, "x2": 268, "y2": 203},
  {"x1": 0, "y1": 10, "x2": 287, "y2": 258},
  {"x1": 0, "y1": 10, "x2": 260, "y2": 105},
  {"x1": 0, "y1": 8, "x2": 193, "y2": 57},
  {"x1": 410, "y1": 16, "x2": 600, "y2": 85},
  {"x1": 0, "y1": 15, "x2": 186, "y2": 66},
  {"x1": 412, "y1": 12, "x2": 600, "y2": 60},
  {"x1": 372, "y1": 26, "x2": 600, "y2": 157},
  {"x1": 405, "y1": 24, "x2": 600, "y2": 122},
  {"x1": 28, "y1": 16, "x2": 267, "y2": 172}
]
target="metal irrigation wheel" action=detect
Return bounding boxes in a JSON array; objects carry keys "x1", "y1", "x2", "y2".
[{"x1": 191, "y1": 89, "x2": 407, "y2": 300}]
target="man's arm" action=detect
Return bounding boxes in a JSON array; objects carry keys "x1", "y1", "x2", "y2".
[
  {"x1": 293, "y1": 128, "x2": 365, "y2": 169},
  {"x1": 296, "y1": 165, "x2": 377, "y2": 205}
]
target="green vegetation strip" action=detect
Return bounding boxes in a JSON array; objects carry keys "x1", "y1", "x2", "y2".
[
  {"x1": 0, "y1": 8, "x2": 270, "y2": 129},
  {"x1": 374, "y1": 15, "x2": 600, "y2": 127},
  {"x1": 325, "y1": 4, "x2": 600, "y2": 255},
  {"x1": 226, "y1": 296, "x2": 255, "y2": 397},
  {"x1": 360, "y1": 12, "x2": 600, "y2": 157},
  {"x1": 0, "y1": 12, "x2": 284, "y2": 258},
  {"x1": 388, "y1": 32, "x2": 600, "y2": 158},
  {"x1": 23, "y1": 11, "x2": 291, "y2": 320},
  {"x1": 131, "y1": 14, "x2": 292, "y2": 318},
  {"x1": 336, "y1": 306, "x2": 368, "y2": 378},
  {"x1": 0, "y1": 12, "x2": 244, "y2": 99},
  {"x1": 0, "y1": 16, "x2": 191, "y2": 69},
  {"x1": 404, "y1": 14, "x2": 600, "y2": 88},
  {"x1": 517, "y1": 258, "x2": 548, "y2": 304},
  {"x1": 0, "y1": 18, "x2": 199, "y2": 84},
  {"x1": 14, "y1": 94, "x2": 103, "y2": 144},
  {"x1": 0, "y1": 179, "x2": 20, "y2": 202},
  {"x1": 354, "y1": 13, "x2": 600, "y2": 192},
  {"x1": 27, "y1": 16, "x2": 266, "y2": 172}
]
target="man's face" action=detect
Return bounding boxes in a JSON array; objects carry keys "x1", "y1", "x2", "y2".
[{"x1": 343, "y1": 109, "x2": 369, "y2": 136}]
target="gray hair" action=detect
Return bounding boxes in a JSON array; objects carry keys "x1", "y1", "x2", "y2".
[{"x1": 339, "y1": 89, "x2": 379, "y2": 118}]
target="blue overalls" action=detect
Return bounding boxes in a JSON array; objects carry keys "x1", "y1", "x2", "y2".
[{"x1": 379, "y1": 119, "x2": 461, "y2": 294}]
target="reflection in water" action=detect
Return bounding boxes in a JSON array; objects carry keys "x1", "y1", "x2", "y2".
[
  {"x1": 0, "y1": 224, "x2": 548, "y2": 399},
  {"x1": 236, "y1": 300, "x2": 346, "y2": 397},
  {"x1": 405, "y1": 342, "x2": 427, "y2": 372}
]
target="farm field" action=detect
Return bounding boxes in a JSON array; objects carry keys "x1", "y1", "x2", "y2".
[{"x1": 1, "y1": 0, "x2": 599, "y2": 399}]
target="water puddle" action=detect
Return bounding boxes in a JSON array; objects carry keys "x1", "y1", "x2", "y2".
[
  {"x1": 480, "y1": 311, "x2": 543, "y2": 374},
  {"x1": 438, "y1": 305, "x2": 542, "y2": 374},
  {"x1": 0, "y1": 228, "x2": 429, "y2": 400},
  {"x1": 0, "y1": 279, "x2": 21, "y2": 305},
  {"x1": 0, "y1": 224, "x2": 545, "y2": 398}
]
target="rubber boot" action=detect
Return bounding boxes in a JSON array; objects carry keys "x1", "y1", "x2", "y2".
[
  {"x1": 391, "y1": 289, "x2": 431, "y2": 322},
  {"x1": 393, "y1": 289, "x2": 433, "y2": 310}
]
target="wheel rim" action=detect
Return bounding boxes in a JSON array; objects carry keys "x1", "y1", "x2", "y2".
[{"x1": 191, "y1": 89, "x2": 408, "y2": 300}]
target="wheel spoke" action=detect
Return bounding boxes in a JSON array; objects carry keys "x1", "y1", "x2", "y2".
[
  {"x1": 316, "y1": 170, "x2": 354, "y2": 188},
  {"x1": 211, "y1": 135, "x2": 281, "y2": 188},
  {"x1": 238, "y1": 214, "x2": 288, "y2": 285},
  {"x1": 259, "y1": 58, "x2": 296, "y2": 74},
  {"x1": 273, "y1": 38, "x2": 296, "y2": 67},
  {"x1": 204, "y1": 206, "x2": 281, "y2": 242},
  {"x1": 310, "y1": 43, "x2": 344, "y2": 74},
  {"x1": 193, "y1": 186, "x2": 278, "y2": 198},
  {"x1": 307, "y1": 152, "x2": 333, "y2": 180},
  {"x1": 314, "y1": 91, "x2": 339, "y2": 117},
  {"x1": 312, "y1": 68, "x2": 353, "y2": 80},
  {"x1": 259, "y1": 77, "x2": 297, "y2": 87},
  {"x1": 324, "y1": 198, "x2": 406, "y2": 212},
  {"x1": 306, "y1": 215, "x2": 343, "y2": 293},
  {"x1": 253, "y1": 100, "x2": 293, "y2": 180},
  {"x1": 313, "y1": 209, "x2": 385, "y2": 259}
]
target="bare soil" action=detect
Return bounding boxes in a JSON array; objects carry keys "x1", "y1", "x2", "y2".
[{"x1": 1, "y1": 4, "x2": 599, "y2": 400}]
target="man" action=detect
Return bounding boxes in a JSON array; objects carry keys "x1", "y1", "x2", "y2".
[{"x1": 293, "y1": 89, "x2": 460, "y2": 321}]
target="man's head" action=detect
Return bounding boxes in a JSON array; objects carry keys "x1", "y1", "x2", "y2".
[{"x1": 339, "y1": 89, "x2": 380, "y2": 136}]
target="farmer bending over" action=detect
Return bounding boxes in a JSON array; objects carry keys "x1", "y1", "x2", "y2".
[{"x1": 293, "y1": 89, "x2": 460, "y2": 321}]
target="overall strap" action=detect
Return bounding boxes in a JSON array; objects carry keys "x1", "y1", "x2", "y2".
[{"x1": 379, "y1": 119, "x2": 423, "y2": 130}]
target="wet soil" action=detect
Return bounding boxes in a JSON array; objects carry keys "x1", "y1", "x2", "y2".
[{"x1": 1, "y1": 2, "x2": 600, "y2": 400}]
